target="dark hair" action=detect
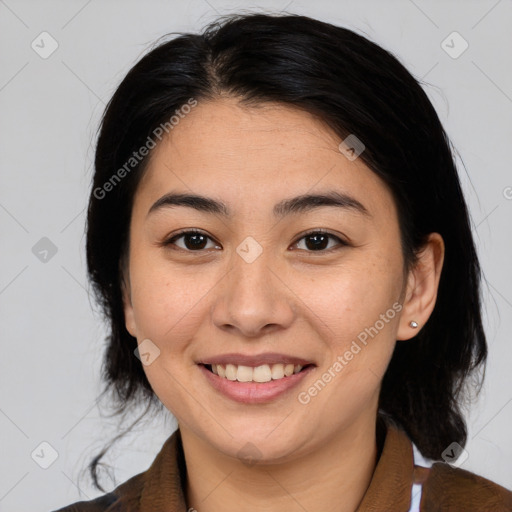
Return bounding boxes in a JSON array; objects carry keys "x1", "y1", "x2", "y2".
[{"x1": 85, "y1": 12, "x2": 487, "y2": 491}]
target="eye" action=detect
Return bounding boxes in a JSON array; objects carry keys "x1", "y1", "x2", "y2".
[
  {"x1": 163, "y1": 229, "x2": 348, "y2": 253},
  {"x1": 164, "y1": 230, "x2": 221, "y2": 251},
  {"x1": 292, "y1": 230, "x2": 348, "y2": 252}
]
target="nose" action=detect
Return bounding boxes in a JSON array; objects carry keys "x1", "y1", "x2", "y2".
[{"x1": 210, "y1": 246, "x2": 296, "y2": 338}]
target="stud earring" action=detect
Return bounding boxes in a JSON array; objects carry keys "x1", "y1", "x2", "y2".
[{"x1": 409, "y1": 321, "x2": 419, "y2": 329}]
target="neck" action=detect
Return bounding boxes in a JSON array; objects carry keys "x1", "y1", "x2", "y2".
[{"x1": 181, "y1": 413, "x2": 381, "y2": 512}]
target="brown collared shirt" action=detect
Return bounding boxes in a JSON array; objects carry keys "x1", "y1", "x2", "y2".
[{"x1": 53, "y1": 419, "x2": 512, "y2": 511}]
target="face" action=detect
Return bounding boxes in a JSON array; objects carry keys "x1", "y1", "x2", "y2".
[{"x1": 123, "y1": 97, "x2": 411, "y2": 463}]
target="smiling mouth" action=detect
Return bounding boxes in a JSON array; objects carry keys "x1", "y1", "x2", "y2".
[{"x1": 201, "y1": 363, "x2": 315, "y2": 383}]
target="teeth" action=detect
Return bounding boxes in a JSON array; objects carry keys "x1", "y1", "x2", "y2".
[
  {"x1": 253, "y1": 364, "x2": 272, "y2": 383},
  {"x1": 225, "y1": 364, "x2": 237, "y2": 381},
  {"x1": 209, "y1": 363, "x2": 305, "y2": 382},
  {"x1": 271, "y1": 363, "x2": 284, "y2": 379},
  {"x1": 236, "y1": 365, "x2": 253, "y2": 382}
]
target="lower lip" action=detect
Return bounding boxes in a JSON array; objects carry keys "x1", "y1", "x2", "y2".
[{"x1": 199, "y1": 364, "x2": 315, "y2": 404}]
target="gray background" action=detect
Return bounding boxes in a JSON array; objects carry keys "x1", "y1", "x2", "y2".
[{"x1": 0, "y1": 0, "x2": 511, "y2": 510}]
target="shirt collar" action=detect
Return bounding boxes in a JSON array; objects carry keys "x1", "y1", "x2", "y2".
[
  {"x1": 355, "y1": 415, "x2": 414, "y2": 511},
  {"x1": 138, "y1": 415, "x2": 415, "y2": 512}
]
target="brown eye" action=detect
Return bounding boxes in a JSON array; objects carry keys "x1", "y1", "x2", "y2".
[
  {"x1": 165, "y1": 230, "x2": 220, "y2": 251},
  {"x1": 293, "y1": 230, "x2": 347, "y2": 252}
]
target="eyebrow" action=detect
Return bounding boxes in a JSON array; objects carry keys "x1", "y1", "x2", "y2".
[{"x1": 147, "y1": 190, "x2": 370, "y2": 219}]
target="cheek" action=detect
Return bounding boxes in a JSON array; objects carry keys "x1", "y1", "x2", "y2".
[
  {"x1": 304, "y1": 258, "x2": 402, "y2": 345},
  {"x1": 128, "y1": 252, "x2": 211, "y2": 346},
  {"x1": 127, "y1": 257, "x2": 213, "y2": 415},
  {"x1": 297, "y1": 269, "x2": 400, "y2": 414},
  {"x1": 299, "y1": 256, "x2": 403, "y2": 410}
]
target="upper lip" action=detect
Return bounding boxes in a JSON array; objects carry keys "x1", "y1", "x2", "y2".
[{"x1": 198, "y1": 352, "x2": 315, "y2": 367}]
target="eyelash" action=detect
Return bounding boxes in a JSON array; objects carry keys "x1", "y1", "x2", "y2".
[{"x1": 162, "y1": 229, "x2": 349, "y2": 254}]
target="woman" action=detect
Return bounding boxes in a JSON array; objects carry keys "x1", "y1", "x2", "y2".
[{"x1": 54, "y1": 12, "x2": 512, "y2": 512}]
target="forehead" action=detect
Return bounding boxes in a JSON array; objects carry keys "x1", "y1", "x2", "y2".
[{"x1": 136, "y1": 98, "x2": 396, "y2": 220}]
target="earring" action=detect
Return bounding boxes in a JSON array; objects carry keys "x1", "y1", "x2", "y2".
[{"x1": 409, "y1": 321, "x2": 419, "y2": 329}]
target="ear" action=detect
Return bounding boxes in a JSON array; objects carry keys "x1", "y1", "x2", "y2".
[
  {"x1": 396, "y1": 233, "x2": 445, "y2": 340},
  {"x1": 121, "y1": 267, "x2": 138, "y2": 339}
]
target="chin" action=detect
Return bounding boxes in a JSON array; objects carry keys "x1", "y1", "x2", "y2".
[{"x1": 203, "y1": 421, "x2": 311, "y2": 465}]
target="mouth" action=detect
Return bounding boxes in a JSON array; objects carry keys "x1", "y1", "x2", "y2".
[
  {"x1": 201, "y1": 362, "x2": 314, "y2": 383},
  {"x1": 197, "y1": 354, "x2": 316, "y2": 404}
]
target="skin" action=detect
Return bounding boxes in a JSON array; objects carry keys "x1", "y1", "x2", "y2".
[{"x1": 122, "y1": 97, "x2": 444, "y2": 512}]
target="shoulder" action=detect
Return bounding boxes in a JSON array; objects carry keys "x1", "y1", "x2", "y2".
[
  {"x1": 420, "y1": 461, "x2": 512, "y2": 511},
  {"x1": 51, "y1": 429, "x2": 183, "y2": 512},
  {"x1": 51, "y1": 492, "x2": 117, "y2": 512},
  {"x1": 51, "y1": 471, "x2": 145, "y2": 512}
]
